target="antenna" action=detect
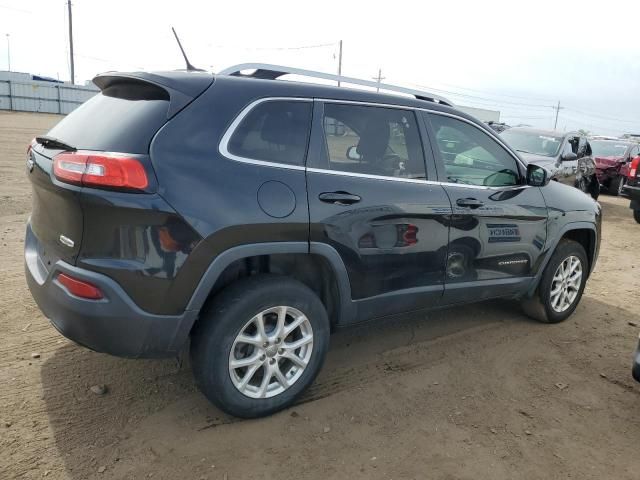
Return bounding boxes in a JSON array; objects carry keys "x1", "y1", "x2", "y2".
[{"x1": 171, "y1": 27, "x2": 204, "y2": 72}]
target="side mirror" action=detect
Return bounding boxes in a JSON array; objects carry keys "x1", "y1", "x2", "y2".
[
  {"x1": 561, "y1": 152, "x2": 578, "y2": 162},
  {"x1": 346, "y1": 146, "x2": 361, "y2": 161},
  {"x1": 527, "y1": 163, "x2": 550, "y2": 187}
]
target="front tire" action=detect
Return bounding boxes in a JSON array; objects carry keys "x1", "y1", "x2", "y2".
[
  {"x1": 609, "y1": 176, "x2": 625, "y2": 196},
  {"x1": 634, "y1": 209, "x2": 640, "y2": 224},
  {"x1": 522, "y1": 239, "x2": 588, "y2": 323},
  {"x1": 190, "y1": 275, "x2": 330, "y2": 418}
]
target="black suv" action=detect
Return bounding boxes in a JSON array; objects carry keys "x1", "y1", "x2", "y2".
[{"x1": 25, "y1": 64, "x2": 601, "y2": 418}]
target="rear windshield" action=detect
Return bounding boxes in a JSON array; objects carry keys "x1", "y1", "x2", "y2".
[{"x1": 46, "y1": 82, "x2": 169, "y2": 154}]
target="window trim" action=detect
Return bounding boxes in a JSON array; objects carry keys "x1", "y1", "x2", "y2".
[
  {"x1": 219, "y1": 97, "x2": 313, "y2": 171},
  {"x1": 218, "y1": 96, "x2": 529, "y2": 190}
]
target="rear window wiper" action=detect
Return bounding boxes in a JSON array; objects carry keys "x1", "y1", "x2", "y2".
[{"x1": 35, "y1": 136, "x2": 77, "y2": 152}]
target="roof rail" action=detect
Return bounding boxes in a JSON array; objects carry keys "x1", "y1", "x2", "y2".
[{"x1": 218, "y1": 63, "x2": 454, "y2": 107}]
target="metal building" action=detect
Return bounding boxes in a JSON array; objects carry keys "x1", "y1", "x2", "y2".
[{"x1": 0, "y1": 71, "x2": 98, "y2": 115}]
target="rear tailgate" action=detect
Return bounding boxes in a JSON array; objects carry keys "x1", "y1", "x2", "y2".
[
  {"x1": 28, "y1": 145, "x2": 84, "y2": 264},
  {"x1": 27, "y1": 71, "x2": 214, "y2": 267}
]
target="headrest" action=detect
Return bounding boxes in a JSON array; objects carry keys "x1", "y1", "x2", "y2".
[{"x1": 356, "y1": 119, "x2": 390, "y2": 159}]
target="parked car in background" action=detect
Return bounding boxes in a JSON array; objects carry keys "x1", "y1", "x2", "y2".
[
  {"x1": 500, "y1": 127, "x2": 600, "y2": 200},
  {"x1": 485, "y1": 121, "x2": 510, "y2": 133},
  {"x1": 591, "y1": 139, "x2": 639, "y2": 195},
  {"x1": 623, "y1": 155, "x2": 640, "y2": 223},
  {"x1": 24, "y1": 64, "x2": 602, "y2": 418}
]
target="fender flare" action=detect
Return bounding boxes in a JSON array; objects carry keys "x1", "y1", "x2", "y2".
[
  {"x1": 170, "y1": 242, "x2": 354, "y2": 349},
  {"x1": 525, "y1": 221, "x2": 598, "y2": 297}
]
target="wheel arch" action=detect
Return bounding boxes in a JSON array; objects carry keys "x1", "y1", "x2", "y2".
[
  {"x1": 171, "y1": 242, "x2": 355, "y2": 349},
  {"x1": 526, "y1": 222, "x2": 598, "y2": 298}
]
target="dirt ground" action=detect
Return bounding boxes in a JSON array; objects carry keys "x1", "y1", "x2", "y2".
[{"x1": 1, "y1": 111, "x2": 640, "y2": 480}]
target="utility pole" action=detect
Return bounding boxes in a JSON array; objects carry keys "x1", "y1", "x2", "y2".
[
  {"x1": 372, "y1": 68, "x2": 385, "y2": 93},
  {"x1": 5, "y1": 34, "x2": 10, "y2": 71},
  {"x1": 553, "y1": 101, "x2": 563, "y2": 130},
  {"x1": 337, "y1": 40, "x2": 343, "y2": 87},
  {"x1": 67, "y1": 0, "x2": 75, "y2": 84}
]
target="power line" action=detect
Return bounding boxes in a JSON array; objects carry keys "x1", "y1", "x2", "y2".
[
  {"x1": 408, "y1": 82, "x2": 555, "y2": 109},
  {"x1": 425, "y1": 80, "x2": 556, "y2": 103},
  {"x1": 564, "y1": 106, "x2": 640, "y2": 125},
  {"x1": 0, "y1": 3, "x2": 32, "y2": 13},
  {"x1": 206, "y1": 42, "x2": 337, "y2": 51}
]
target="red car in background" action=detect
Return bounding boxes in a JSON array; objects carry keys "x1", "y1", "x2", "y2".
[{"x1": 591, "y1": 139, "x2": 640, "y2": 195}]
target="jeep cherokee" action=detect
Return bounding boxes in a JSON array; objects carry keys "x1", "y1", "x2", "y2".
[{"x1": 25, "y1": 64, "x2": 601, "y2": 418}]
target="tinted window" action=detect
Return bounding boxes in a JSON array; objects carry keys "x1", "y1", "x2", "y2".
[
  {"x1": 228, "y1": 100, "x2": 312, "y2": 166},
  {"x1": 320, "y1": 103, "x2": 426, "y2": 179},
  {"x1": 428, "y1": 114, "x2": 520, "y2": 187},
  {"x1": 46, "y1": 84, "x2": 170, "y2": 154}
]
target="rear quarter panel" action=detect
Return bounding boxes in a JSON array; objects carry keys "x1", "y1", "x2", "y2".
[{"x1": 149, "y1": 78, "x2": 310, "y2": 313}]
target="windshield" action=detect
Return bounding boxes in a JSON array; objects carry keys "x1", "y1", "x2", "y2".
[
  {"x1": 590, "y1": 141, "x2": 630, "y2": 157},
  {"x1": 500, "y1": 130, "x2": 563, "y2": 157}
]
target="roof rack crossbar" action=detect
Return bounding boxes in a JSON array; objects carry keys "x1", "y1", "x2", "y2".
[{"x1": 218, "y1": 63, "x2": 453, "y2": 107}]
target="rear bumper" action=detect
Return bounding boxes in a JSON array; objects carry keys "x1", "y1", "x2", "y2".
[
  {"x1": 25, "y1": 223, "x2": 196, "y2": 358},
  {"x1": 632, "y1": 337, "x2": 640, "y2": 383}
]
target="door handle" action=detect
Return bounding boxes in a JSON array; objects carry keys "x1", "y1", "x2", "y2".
[
  {"x1": 318, "y1": 191, "x2": 361, "y2": 205},
  {"x1": 456, "y1": 198, "x2": 484, "y2": 209}
]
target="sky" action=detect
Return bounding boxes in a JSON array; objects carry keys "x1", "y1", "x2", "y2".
[{"x1": 1, "y1": 0, "x2": 639, "y2": 135}]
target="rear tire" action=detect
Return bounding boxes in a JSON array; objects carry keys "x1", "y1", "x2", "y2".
[
  {"x1": 634, "y1": 209, "x2": 640, "y2": 224},
  {"x1": 609, "y1": 176, "x2": 625, "y2": 196},
  {"x1": 190, "y1": 275, "x2": 330, "y2": 418},
  {"x1": 522, "y1": 239, "x2": 588, "y2": 323}
]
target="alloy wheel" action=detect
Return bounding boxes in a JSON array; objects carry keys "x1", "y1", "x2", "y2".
[
  {"x1": 549, "y1": 255, "x2": 583, "y2": 313},
  {"x1": 228, "y1": 306, "x2": 314, "y2": 399}
]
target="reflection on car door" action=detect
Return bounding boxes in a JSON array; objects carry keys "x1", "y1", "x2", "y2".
[
  {"x1": 424, "y1": 112, "x2": 548, "y2": 304},
  {"x1": 306, "y1": 101, "x2": 452, "y2": 323}
]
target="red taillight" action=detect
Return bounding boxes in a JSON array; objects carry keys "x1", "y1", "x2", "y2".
[
  {"x1": 53, "y1": 151, "x2": 148, "y2": 190},
  {"x1": 57, "y1": 273, "x2": 103, "y2": 300},
  {"x1": 630, "y1": 157, "x2": 640, "y2": 179}
]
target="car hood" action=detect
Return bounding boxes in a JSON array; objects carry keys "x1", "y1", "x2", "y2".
[
  {"x1": 594, "y1": 155, "x2": 624, "y2": 168},
  {"x1": 517, "y1": 152, "x2": 557, "y2": 166}
]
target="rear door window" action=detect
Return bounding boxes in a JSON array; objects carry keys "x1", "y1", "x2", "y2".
[
  {"x1": 317, "y1": 103, "x2": 427, "y2": 179},
  {"x1": 228, "y1": 100, "x2": 312, "y2": 166},
  {"x1": 46, "y1": 81, "x2": 170, "y2": 154}
]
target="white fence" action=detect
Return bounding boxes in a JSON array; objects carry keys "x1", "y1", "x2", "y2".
[{"x1": 0, "y1": 78, "x2": 97, "y2": 115}]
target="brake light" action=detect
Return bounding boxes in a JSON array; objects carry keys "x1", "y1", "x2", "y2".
[
  {"x1": 630, "y1": 157, "x2": 640, "y2": 179},
  {"x1": 53, "y1": 151, "x2": 148, "y2": 190},
  {"x1": 57, "y1": 273, "x2": 103, "y2": 300}
]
